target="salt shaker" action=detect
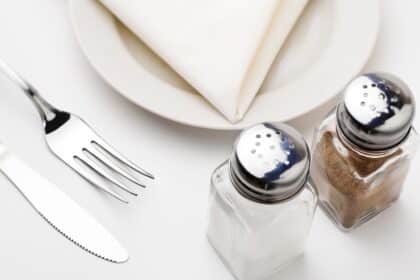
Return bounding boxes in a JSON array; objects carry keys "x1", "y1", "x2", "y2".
[
  {"x1": 311, "y1": 73, "x2": 419, "y2": 231},
  {"x1": 207, "y1": 123, "x2": 317, "y2": 280}
]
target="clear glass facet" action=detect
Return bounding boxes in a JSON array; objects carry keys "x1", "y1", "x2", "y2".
[
  {"x1": 207, "y1": 161, "x2": 317, "y2": 280},
  {"x1": 311, "y1": 110, "x2": 419, "y2": 231}
]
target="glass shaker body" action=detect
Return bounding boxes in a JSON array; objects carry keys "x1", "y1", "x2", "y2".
[
  {"x1": 311, "y1": 110, "x2": 419, "y2": 231},
  {"x1": 207, "y1": 160, "x2": 317, "y2": 280}
]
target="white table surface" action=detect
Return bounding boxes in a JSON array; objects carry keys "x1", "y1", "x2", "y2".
[{"x1": 0, "y1": 1, "x2": 419, "y2": 279}]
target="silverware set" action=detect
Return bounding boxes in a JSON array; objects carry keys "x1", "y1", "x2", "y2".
[
  {"x1": 0, "y1": 59, "x2": 155, "y2": 262},
  {"x1": 0, "y1": 59, "x2": 154, "y2": 203},
  {"x1": 0, "y1": 142, "x2": 129, "y2": 263}
]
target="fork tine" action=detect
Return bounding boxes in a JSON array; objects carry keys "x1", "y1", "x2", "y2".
[
  {"x1": 70, "y1": 157, "x2": 129, "y2": 203},
  {"x1": 75, "y1": 154, "x2": 138, "y2": 197},
  {"x1": 91, "y1": 140, "x2": 155, "y2": 180},
  {"x1": 84, "y1": 147, "x2": 146, "y2": 188}
]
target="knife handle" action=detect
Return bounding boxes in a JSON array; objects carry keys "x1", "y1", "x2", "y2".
[{"x1": 0, "y1": 148, "x2": 54, "y2": 213}]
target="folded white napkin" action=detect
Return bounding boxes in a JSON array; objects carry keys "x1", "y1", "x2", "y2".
[{"x1": 99, "y1": 0, "x2": 308, "y2": 123}]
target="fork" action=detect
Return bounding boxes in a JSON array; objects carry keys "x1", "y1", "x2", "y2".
[{"x1": 0, "y1": 59, "x2": 154, "y2": 203}]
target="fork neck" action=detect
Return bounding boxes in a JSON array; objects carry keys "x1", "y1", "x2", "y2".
[
  {"x1": 24, "y1": 84, "x2": 58, "y2": 120},
  {"x1": 0, "y1": 59, "x2": 60, "y2": 126},
  {"x1": 19, "y1": 85, "x2": 70, "y2": 134},
  {"x1": 24, "y1": 85, "x2": 64, "y2": 126},
  {"x1": 23, "y1": 85, "x2": 70, "y2": 134}
]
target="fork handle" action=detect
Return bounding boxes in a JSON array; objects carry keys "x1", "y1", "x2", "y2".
[{"x1": 0, "y1": 59, "x2": 58, "y2": 124}]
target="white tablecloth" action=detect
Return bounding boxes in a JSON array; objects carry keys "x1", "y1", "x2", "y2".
[{"x1": 0, "y1": 1, "x2": 418, "y2": 279}]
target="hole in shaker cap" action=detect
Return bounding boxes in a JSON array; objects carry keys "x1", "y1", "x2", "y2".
[{"x1": 379, "y1": 92, "x2": 386, "y2": 99}]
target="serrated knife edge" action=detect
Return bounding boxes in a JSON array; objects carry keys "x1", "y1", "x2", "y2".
[{"x1": 0, "y1": 145, "x2": 128, "y2": 263}]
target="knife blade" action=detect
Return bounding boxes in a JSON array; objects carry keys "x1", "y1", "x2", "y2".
[{"x1": 0, "y1": 144, "x2": 128, "y2": 263}]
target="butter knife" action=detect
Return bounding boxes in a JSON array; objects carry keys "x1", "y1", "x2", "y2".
[{"x1": 0, "y1": 143, "x2": 128, "y2": 263}]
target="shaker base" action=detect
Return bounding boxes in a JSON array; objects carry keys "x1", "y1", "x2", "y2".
[
  {"x1": 319, "y1": 198, "x2": 399, "y2": 232},
  {"x1": 207, "y1": 233, "x2": 303, "y2": 280}
]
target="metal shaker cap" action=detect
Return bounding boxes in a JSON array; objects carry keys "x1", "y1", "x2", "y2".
[
  {"x1": 230, "y1": 123, "x2": 310, "y2": 203},
  {"x1": 337, "y1": 73, "x2": 416, "y2": 151}
]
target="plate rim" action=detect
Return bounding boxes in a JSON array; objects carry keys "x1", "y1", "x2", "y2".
[{"x1": 69, "y1": 0, "x2": 380, "y2": 130}]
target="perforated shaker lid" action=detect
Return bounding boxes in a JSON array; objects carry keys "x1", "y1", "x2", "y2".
[
  {"x1": 230, "y1": 123, "x2": 310, "y2": 203},
  {"x1": 337, "y1": 73, "x2": 416, "y2": 151}
]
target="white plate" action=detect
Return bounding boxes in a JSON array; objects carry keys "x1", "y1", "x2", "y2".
[{"x1": 69, "y1": 0, "x2": 380, "y2": 130}]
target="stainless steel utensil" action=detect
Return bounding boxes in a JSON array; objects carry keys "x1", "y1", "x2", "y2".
[
  {"x1": 0, "y1": 142, "x2": 128, "y2": 263},
  {"x1": 0, "y1": 60, "x2": 154, "y2": 203}
]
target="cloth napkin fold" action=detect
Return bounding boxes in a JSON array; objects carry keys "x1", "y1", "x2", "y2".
[{"x1": 100, "y1": 0, "x2": 308, "y2": 123}]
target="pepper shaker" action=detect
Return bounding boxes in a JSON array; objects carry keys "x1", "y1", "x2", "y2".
[
  {"x1": 207, "y1": 123, "x2": 317, "y2": 280},
  {"x1": 311, "y1": 73, "x2": 419, "y2": 231}
]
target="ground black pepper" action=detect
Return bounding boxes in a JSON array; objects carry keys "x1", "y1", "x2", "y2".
[{"x1": 311, "y1": 131, "x2": 410, "y2": 230}]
